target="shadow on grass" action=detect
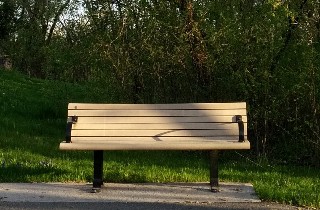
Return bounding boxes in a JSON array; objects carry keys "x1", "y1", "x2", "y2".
[
  {"x1": 0, "y1": 164, "x2": 70, "y2": 183},
  {"x1": 104, "y1": 169, "x2": 149, "y2": 183},
  {"x1": 104, "y1": 150, "x2": 208, "y2": 167}
]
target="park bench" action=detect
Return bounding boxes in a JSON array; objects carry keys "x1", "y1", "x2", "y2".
[{"x1": 59, "y1": 102, "x2": 250, "y2": 192}]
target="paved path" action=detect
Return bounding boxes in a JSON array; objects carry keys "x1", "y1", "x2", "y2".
[
  {"x1": 0, "y1": 182, "x2": 304, "y2": 209},
  {"x1": 0, "y1": 202, "x2": 304, "y2": 210},
  {"x1": 0, "y1": 182, "x2": 260, "y2": 203}
]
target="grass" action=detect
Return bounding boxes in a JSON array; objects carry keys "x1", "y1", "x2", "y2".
[
  {"x1": 0, "y1": 70, "x2": 319, "y2": 208},
  {"x1": 221, "y1": 158, "x2": 320, "y2": 208}
]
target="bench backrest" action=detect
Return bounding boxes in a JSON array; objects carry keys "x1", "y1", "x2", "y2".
[{"x1": 64, "y1": 103, "x2": 248, "y2": 150}]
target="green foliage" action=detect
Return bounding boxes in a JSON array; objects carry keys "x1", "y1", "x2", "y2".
[{"x1": 2, "y1": 1, "x2": 320, "y2": 165}]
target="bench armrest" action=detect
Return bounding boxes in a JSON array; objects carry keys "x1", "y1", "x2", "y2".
[
  {"x1": 66, "y1": 116, "x2": 78, "y2": 143},
  {"x1": 236, "y1": 115, "x2": 245, "y2": 142}
]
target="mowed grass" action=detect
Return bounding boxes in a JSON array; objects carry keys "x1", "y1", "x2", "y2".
[{"x1": 0, "y1": 70, "x2": 319, "y2": 208}]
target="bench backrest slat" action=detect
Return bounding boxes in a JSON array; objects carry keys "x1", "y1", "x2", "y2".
[
  {"x1": 74, "y1": 116, "x2": 247, "y2": 123},
  {"x1": 71, "y1": 129, "x2": 246, "y2": 137},
  {"x1": 71, "y1": 136, "x2": 246, "y2": 142},
  {"x1": 68, "y1": 103, "x2": 246, "y2": 110},
  {"x1": 68, "y1": 109, "x2": 246, "y2": 117},
  {"x1": 72, "y1": 123, "x2": 246, "y2": 130}
]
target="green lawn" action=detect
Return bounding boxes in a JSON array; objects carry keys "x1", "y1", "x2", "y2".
[{"x1": 0, "y1": 70, "x2": 319, "y2": 208}]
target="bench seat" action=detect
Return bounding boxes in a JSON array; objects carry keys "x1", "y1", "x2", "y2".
[
  {"x1": 59, "y1": 102, "x2": 250, "y2": 192},
  {"x1": 60, "y1": 138, "x2": 249, "y2": 150}
]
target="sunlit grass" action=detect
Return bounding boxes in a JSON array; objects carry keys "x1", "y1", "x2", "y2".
[
  {"x1": 221, "y1": 158, "x2": 320, "y2": 208},
  {"x1": 0, "y1": 70, "x2": 319, "y2": 208}
]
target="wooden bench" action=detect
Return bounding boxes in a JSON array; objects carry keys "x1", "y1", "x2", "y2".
[{"x1": 59, "y1": 102, "x2": 250, "y2": 192}]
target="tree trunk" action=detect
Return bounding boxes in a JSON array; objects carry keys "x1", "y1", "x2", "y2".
[{"x1": 178, "y1": 0, "x2": 210, "y2": 101}]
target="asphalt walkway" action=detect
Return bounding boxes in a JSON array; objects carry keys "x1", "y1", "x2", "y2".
[
  {"x1": 0, "y1": 182, "x2": 259, "y2": 203},
  {"x1": 0, "y1": 182, "x2": 303, "y2": 209}
]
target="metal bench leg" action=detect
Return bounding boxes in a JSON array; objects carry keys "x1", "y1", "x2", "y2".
[
  {"x1": 210, "y1": 150, "x2": 219, "y2": 192},
  {"x1": 92, "y1": 150, "x2": 103, "y2": 193}
]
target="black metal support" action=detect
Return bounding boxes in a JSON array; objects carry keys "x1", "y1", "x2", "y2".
[
  {"x1": 209, "y1": 150, "x2": 219, "y2": 192},
  {"x1": 236, "y1": 115, "x2": 245, "y2": 142},
  {"x1": 65, "y1": 122, "x2": 73, "y2": 143},
  {"x1": 92, "y1": 150, "x2": 104, "y2": 193},
  {"x1": 65, "y1": 116, "x2": 78, "y2": 143}
]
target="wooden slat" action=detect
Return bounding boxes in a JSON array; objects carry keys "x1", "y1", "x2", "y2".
[
  {"x1": 60, "y1": 140, "x2": 250, "y2": 150},
  {"x1": 74, "y1": 116, "x2": 248, "y2": 123},
  {"x1": 68, "y1": 102, "x2": 246, "y2": 110},
  {"x1": 70, "y1": 136, "x2": 247, "y2": 142},
  {"x1": 68, "y1": 109, "x2": 247, "y2": 117},
  {"x1": 72, "y1": 123, "x2": 247, "y2": 130},
  {"x1": 71, "y1": 129, "x2": 245, "y2": 137}
]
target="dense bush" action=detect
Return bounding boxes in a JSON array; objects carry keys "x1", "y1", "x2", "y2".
[{"x1": 1, "y1": 0, "x2": 319, "y2": 166}]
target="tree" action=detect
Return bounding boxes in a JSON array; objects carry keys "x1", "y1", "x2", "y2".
[
  {"x1": 5, "y1": 0, "x2": 71, "y2": 77},
  {"x1": 0, "y1": 0, "x2": 15, "y2": 55}
]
